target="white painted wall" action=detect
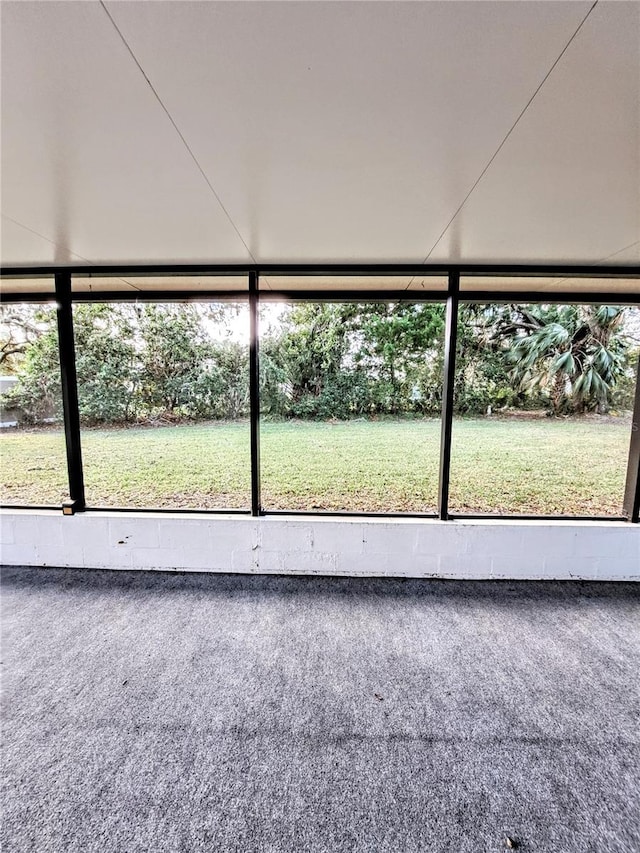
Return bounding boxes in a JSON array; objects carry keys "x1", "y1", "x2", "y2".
[{"x1": 1, "y1": 510, "x2": 638, "y2": 581}]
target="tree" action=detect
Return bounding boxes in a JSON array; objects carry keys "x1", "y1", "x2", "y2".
[
  {"x1": 137, "y1": 304, "x2": 211, "y2": 416},
  {"x1": 192, "y1": 340, "x2": 249, "y2": 420},
  {"x1": 259, "y1": 302, "x2": 448, "y2": 419},
  {"x1": 454, "y1": 304, "x2": 524, "y2": 415},
  {"x1": 74, "y1": 304, "x2": 139, "y2": 423},
  {"x1": 0, "y1": 308, "x2": 62, "y2": 423},
  {"x1": 268, "y1": 303, "x2": 357, "y2": 418},
  {"x1": 503, "y1": 304, "x2": 628, "y2": 415},
  {"x1": 0, "y1": 305, "x2": 48, "y2": 372},
  {"x1": 355, "y1": 303, "x2": 445, "y2": 414},
  {"x1": 1, "y1": 304, "x2": 139, "y2": 424}
]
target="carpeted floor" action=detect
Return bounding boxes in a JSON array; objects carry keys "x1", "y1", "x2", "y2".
[{"x1": 1, "y1": 566, "x2": 639, "y2": 853}]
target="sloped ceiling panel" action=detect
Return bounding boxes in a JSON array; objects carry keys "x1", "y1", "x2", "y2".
[
  {"x1": 0, "y1": 1, "x2": 638, "y2": 266},
  {"x1": 428, "y1": 1, "x2": 640, "y2": 264},
  {"x1": 0, "y1": 1, "x2": 252, "y2": 264}
]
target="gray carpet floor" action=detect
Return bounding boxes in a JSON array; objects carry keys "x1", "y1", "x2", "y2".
[{"x1": 1, "y1": 566, "x2": 639, "y2": 853}]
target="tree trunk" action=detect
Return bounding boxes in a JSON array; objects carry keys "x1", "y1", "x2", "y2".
[{"x1": 551, "y1": 372, "x2": 565, "y2": 416}]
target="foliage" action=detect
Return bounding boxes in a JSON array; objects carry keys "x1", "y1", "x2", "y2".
[
  {"x1": 260, "y1": 302, "x2": 446, "y2": 419},
  {"x1": 1, "y1": 309, "x2": 62, "y2": 423},
  {"x1": 74, "y1": 305, "x2": 138, "y2": 423},
  {"x1": 499, "y1": 304, "x2": 629, "y2": 415},
  {"x1": 454, "y1": 305, "x2": 535, "y2": 415},
  {"x1": 137, "y1": 304, "x2": 211, "y2": 416},
  {"x1": 609, "y1": 348, "x2": 640, "y2": 410},
  {"x1": 354, "y1": 303, "x2": 445, "y2": 414},
  {"x1": 0, "y1": 305, "x2": 48, "y2": 372},
  {"x1": 193, "y1": 341, "x2": 249, "y2": 419},
  {"x1": 1, "y1": 299, "x2": 636, "y2": 425}
]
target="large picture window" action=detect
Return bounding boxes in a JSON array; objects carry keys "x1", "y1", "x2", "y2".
[
  {"x1": 259, "y1": 298, "x2": 446, "y2": 513},
  {"x1": 1, "y1": 268, "x2": 638, "y2": 522},
  {"x1": 449, "y1": 296, "x2": 639, "y2": 517},
  {"x1": 73, "y1": 297, "x2": 251, "y2": 510},
  {"x1": 0, "y1": 293, "x2": 68, "y2": 506}
]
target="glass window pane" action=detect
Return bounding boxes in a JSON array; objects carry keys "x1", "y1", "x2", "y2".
[
  {"x1": 259, "y1": 300, "x2": 445, "y2": 512},
  {"x1": 74, "y1": 301, "x2": 250, "y2": 509},
  {"x1": 449, "y1": 294, "x2": 639, "y2": 516},
  {"x1": 0, "y1": 300, "x2": 67, "y2": 505}
]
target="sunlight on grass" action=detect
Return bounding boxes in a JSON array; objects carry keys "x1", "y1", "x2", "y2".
[{"x1": 0, "y1": 417, "x2": 631, "y2": 515}]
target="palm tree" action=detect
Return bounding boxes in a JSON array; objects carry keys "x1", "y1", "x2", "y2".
[{"x1": 502, "y1": 305, "x2": 627, "y2": 416}]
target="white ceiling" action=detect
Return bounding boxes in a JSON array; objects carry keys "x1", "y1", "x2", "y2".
[{"x1": 1, "y1": 0, "x2": 638, "y2": 267}]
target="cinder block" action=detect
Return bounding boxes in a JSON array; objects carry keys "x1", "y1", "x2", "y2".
[
  {"x1": 81, "y1": 546, "x2": 132, "y2": 570},
  {"x1": 34, "y1": 543, "x2": 82, "y2": 568},
  {"x1": 520, "y1": 525, "x2": 578, "y2": 558},
  {"x1": 109, "y1": 518, "x2": 160, "y2": 549},
  {"x1": 130, "y1": 548, "x2": 225, "y2": 572},
  {"x1": 595, "y1": 556, "x2": 640, "y2": 581},
  {"x1": 179, "y1": 546, "x2": 232, "y2": 571},
  {"x1": 362, "y1": 523, "x2": 419, "y2": 554},
  {"x1": 256, "y1": 550, "x2": 285, "y2": 574},
  {"x1": 157, "y1": 519, "x2": 213, "y2": 551},
  {"x1": 282, "y1": 551, "x2": 337, "y2": 575},
  {"x1": 437, "y1": 554, "x2": 492, "y2": 578},
  {"x1": 542, "y1": 556, "x2": 599, "y2": 579},
  {"x1": 259, "y1": 522, "x2": 312, "y2": 551},
  {"x1": 573, "y1": 526, "x2": 636, "y2": 559},
  {"x1": 231, "y1": 549, "x2": 258, "y2": 573},
  {"x1": 130, "y1": 547, "x2": 186, "y2": 571},
  {"x1": 312, "y1": 521, "x2": 364, "y2": 555},
  {"x1": 0, "y1": 516, "x2": 15, "y2": 545},
  {"x1": 211, "y1": 523, "x2": 257, "y2": 553},
  {"x1": 62, "y1": 516, "x2": 110, "y2": 552},
  {"x1": 390, "y1": 552, "x2": 440, "y2": 576},
  {"x1": 415, "y1": 523, "x2": 468, "y2": 557},
  {"x1": 0, "y1": 542, "x2": 38, "y2": 565},
  {"x1": 491, "y1": 554, "x2": 545, "y2": 579},
  {"x1": 463, "y1": 525, "x2": 524, "y2": 558},
  {"x1": 179, "y1": 564, "x2": 230, "y2": 575},
  {"x1": 3, "y1": 509, "x2": 637, "y2": 582},
  {"x1": 14, "y1": 513, "x2": 64, "y2": 547},
  {"x1": 336, "y1": 552, "x2": 391, "y2": 575}
]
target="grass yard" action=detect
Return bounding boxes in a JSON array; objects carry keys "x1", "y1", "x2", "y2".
[{"x1": 0, "y1": 417, "x2": 631, "y2": 516}]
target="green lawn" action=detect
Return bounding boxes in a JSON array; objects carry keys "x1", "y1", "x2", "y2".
[{"x1": 0, "y1": 417, "x2": 631, "y2": 515}]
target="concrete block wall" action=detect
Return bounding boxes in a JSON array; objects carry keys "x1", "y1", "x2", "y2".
[{"x1": 1, "y1": 510, "x2": 638, "y2": 580}]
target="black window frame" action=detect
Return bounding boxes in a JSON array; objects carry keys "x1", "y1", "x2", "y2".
[{"x1": 1, "y1": 263, "x2": 638, "y2": 522}]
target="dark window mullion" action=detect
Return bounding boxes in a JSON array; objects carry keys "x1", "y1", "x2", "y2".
[
  {"x1": 55, "y1": 272, "x2": 85, "y2": 513},
  {"x1": 249, "y1": 271, "x2": 261, "y2": 516},
  {"x1": 438, "y1": 272, "x2": 459, "y2": 520},
  {"x1": 623, "y1": 353, "x2": 640, "y2": 522}
]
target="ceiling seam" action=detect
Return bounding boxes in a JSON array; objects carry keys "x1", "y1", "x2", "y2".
[
  {"x1": 1, "y1": 214, "x2": 94, "y2": 266},
  {"x1": 596, "y1": 240, "x2": 640, "y2": 263},
  {"x1": 99, "y1": 1, "x2": 257, "y2": 265},
  {"x1": 418, "y1": 0, "x2": 599, "y2": 268},
  {"x1": 547, "y1": 240, "x2": 640, "y2": 290},
  {"x1": 1, "y1": 215, "x2": 141, "y2": 291}
]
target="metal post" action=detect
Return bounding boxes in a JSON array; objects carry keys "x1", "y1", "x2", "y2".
[
  {"x1": 623, "y1": 353, "x2": 640, "y2": 522},
  {"x1": 55, "y1": 271, "x2": 85, "y2": 513},
  {"x1": 249, "y1": 271, "x2": 261, "y2": 516},
  {"x1": 438, "y1": 272, "x2": 460, "y2": 520}
]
